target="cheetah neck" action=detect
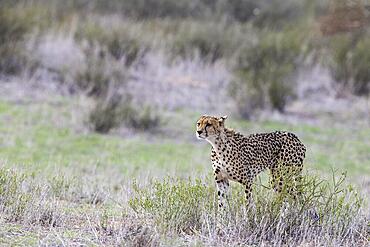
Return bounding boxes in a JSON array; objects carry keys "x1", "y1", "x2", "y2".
[{"x1": 206, "y1": 128, "x2": 234, "y2": 155}]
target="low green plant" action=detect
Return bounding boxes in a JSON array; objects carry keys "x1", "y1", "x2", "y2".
[
  {"x1": 129, "y1": 171, "x2": 365, "y2": 245},
  {"x1": 0, "y1": 168, "x2": 63, "y2": 226},
  {"x1": 0, "y1": 168, "x2": 31, "y2": 222},
  {"x1": 129, "y1": 178, "x2": 215, "y2": 233}
]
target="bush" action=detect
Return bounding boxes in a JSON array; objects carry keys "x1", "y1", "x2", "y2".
[
  {"x1": 126, "y1": 105, "x2": 162, "y2": 132},
  {"x1": 230, "y1": 29, "x2": 307, "y2": 118},
  {"x1": 170, "y1": 21, "x2": 245, "y2": 62},
  {"x1": 0, "y1": 8, "x2": 31, "y2": 74},
  {"x1": 328, "y1": 34, "x2": 356, "y2": 92},
  {"x1": 78, "y1": 43, "x2": 161, "y2": 134},
  {"x1": 0, "y1": 4, "x2": 53, "y2": 75},
  {"x1": 87, "y1": 91, "x2": 161, "y2": 133},
  {"x1": 328, "y1": 33, "x2": 370, "y2": 96},
  {"x1": 87, "y1": 92, "x2": 133, "y2": 133},
  {"x1": 76, "y1": 44, "x2": 128, "y2": 97},
  {"x1": 219, "y1": 0, "x2": 258, "y2": 22},
  {"x1": 252, "y1": 0, "x2": 310, "y2": 29},
  {"x1": 351, "y1": 38, "x2": 370, "y2": 94},
  {"x1": 76, "y1": 21, "x2": 149, "y2": 66},
  {"x1": 120, "y1": 0, "x2": 199, "y2": 19},
  {"x1": 129, "y1": 172, "x2": 366, "y2": 245}
]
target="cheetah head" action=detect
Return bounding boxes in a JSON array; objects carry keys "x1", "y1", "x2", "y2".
[{"x1": 196, "y1": 115, "x2": 227, "y2": 140}]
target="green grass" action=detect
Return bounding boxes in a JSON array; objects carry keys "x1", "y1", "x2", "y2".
[
  {"x1": 0, "y1": 100, "x2": 369, "y2": 179},
  {"x1": 0, "y1": 101, "x2": 209, "y2": 176}
]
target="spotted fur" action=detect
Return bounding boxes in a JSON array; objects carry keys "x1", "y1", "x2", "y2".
[{"x1": 196, "y1": 115, "x2": 306, "y2": 208}]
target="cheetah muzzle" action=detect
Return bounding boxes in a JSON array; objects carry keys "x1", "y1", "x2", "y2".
[{"x1": 196, "y1": 115, "x2": 306, "y2": 208}]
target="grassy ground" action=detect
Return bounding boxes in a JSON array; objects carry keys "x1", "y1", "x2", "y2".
[
  {"x1": 1, "y1": 99, "x2": 369, "y2": 177},
  {"x1": 0, "y1": 96, "x2": 369, "y2": 245}
]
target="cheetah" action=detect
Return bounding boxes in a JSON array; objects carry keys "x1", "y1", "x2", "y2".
[{"x1": 196, "y1": 115, "x2": 306, "y2": 208}]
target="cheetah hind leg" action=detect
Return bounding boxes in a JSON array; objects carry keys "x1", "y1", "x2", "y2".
[
  {"x1": 242, "y1": 179, "x2": 257, "y2": 211},
  {"x1": 270, "y1": 166, "x2": 303, "y2": 199}
]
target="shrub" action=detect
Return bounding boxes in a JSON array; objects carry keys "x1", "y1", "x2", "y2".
[
  {"x1": 129, "y1": 171, "x2": 366, "y2": 245},
  {"x1": 329, "y1": 32, "x2": 370, "y2": 95},
  {"x1": 170, "y1": 21, "x2": 245, "y2": 62},
  {"x1": 76, "y1": 44, "x2": 128, "y2": 97},
  {"x1": 351, "y1": 38, "x2": 370, "y2": 95},
  {"x1": 252, "y1": 0, "x2": 310, "y2": 29},
  {"x1": 78, "y1": 44, "x2": 162, "y2": 133},
  {"x1": 0, "y1": 8, "x2": 31, "y2": 74},
  {"x1": 230, "y1": 29, "x2": 307, "y2": 118},
  {"x1": 126, "y1": 105, "x2": 162, "y2": 132},
  {"x1": 87, "y1": 91, "x2": 161, "y2": 133},
  {"x1": 120, "y1": 0, "x2": 198, "y2": 19},
  {"x1": 0, "y1": 4, "x2": 53, "y2": 75},
  {"x1": 328, "y1": 33, "x2": 370, "y2": 96},
  {"x1": 328, "y1": 34, "x2": 356, "y2": 92},
  {"x1": 76, "y1": 21, "x2": 149, "y2": 66},
  {"x1": 88, "y1": 92, "x2": 133, "y2": 133}
]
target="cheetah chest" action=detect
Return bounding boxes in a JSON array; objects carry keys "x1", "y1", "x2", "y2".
[{"x1": 216, "y1": 153, "x2": 242, "y2": 181}]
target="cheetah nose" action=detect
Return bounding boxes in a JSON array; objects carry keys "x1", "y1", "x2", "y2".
[{"x1": 197, "y1": 130, "x2": 203, "y2": 135}]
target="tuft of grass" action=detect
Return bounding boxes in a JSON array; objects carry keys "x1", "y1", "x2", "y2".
[
  {"x1": 130, "y1": 178, "x2": 214, "y2": 233},
  {"x1": 0, "y1": 168, "x2": 63, "y2": 226}
]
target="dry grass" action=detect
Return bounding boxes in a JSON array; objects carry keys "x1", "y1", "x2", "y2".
[
  {"x1": 0, "y1": 166, "x2": 368, "y2": 246},
  {"x1": 129, "y1": 172, "x2": 369, "y2": 246}
]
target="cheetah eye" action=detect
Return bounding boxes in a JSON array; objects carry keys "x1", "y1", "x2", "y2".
[{"x1": 197, "y1": 123, "x2": 200, "y2": 126}]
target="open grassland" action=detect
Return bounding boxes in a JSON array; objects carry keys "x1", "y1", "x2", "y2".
[
  {"x1": 0, "y1": 96, "x2": 369, "y2": 246},
  {"x1": 0, "y1": 98, "x2": 369, "y2": 177}
]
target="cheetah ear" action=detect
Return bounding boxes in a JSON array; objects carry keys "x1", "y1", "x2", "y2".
[{"x1": 218, "y1": 115, "x2": 228, "y2": 125}]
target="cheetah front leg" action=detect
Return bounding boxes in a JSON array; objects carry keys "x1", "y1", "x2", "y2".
[
  {"x1": 215, "y1": 174, "x2": 229, "y2": 209},
  {"x1": 211, "y1": 149, "x2": 230, "y2": 209}
]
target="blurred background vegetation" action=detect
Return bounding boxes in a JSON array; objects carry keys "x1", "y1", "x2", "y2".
[{"x1": 1, "y1": 0, "x2": 369, "y2": 132}]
